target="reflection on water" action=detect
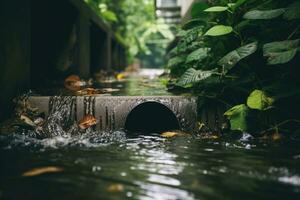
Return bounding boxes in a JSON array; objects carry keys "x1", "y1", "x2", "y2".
[{"x1": 0, "y1": 132, "x2": 300, "y2": 200}]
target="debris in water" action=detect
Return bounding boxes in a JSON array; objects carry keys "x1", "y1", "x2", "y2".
[
  {"x1": 106, "y1": 184, "x2": 124, "y2": 192},
  {"x1": 116, "y1": 73, "x2": 126, "y2": 81},
  {"x1": 76, "y1": 88, "x2": 102, "y2": 96},
  {"x1": 272, "y1": 132, "x2": 282, "y2": 141},
  {"x1": 78, "y1": 115, "x2": 98, "y2": 130},
  {"x1": 102, "y1": 88, "x2": 120, "y2": 93},
  {"x1": 161, "y1": 130, "x2": 189, "y2": 138},
  {"x1": 20, "y1": 115, "x2": 36, "y2": 127},
  {"x1": 64, "y1": 75, "x2": 84, "y2": 91},
  {"x1": 22, "y1": 166, "x2": 64, "y2": 177}
]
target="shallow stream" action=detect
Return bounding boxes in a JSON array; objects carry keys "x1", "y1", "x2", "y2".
[{"x1": 0, "y1": 69, "x2": 299, "y2": 200}]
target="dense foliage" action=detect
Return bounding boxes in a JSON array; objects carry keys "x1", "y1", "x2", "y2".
[
  {"x1": 85, "y1": 0, "x2": 174, "y2": 66},
  {"x1": 167, "y1": 0, "x2": 300, "y2": 135}
]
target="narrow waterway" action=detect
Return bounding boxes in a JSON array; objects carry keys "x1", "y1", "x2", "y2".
[{"x1": 0, "y1": 69, "x2": 300, "y2": 200}]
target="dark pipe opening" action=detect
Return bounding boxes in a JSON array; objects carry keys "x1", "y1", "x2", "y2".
[{"x1": 125, "y1": 102, "x2": 180, "y2": 133}]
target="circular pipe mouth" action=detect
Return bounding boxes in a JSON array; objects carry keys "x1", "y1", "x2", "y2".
[{"x1": 125, "y1": 102, "x2": 180, "y2": 134}]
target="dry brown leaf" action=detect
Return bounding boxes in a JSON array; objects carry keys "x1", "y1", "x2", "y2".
[
  {"x1": 22, "y1": 166, "x2": 64, "y2": 177},
  {"x1": 20, "y1": 115, "x2": 36, "y2": 127},
  {"x1": 161, "y1": 131, "x2": 188, "y2": 138},
  {"x1": 272, "y1": 132, "x2": 282, "y2": 141},
  {"x1": 76, "y1": 88, "x2": 102, "y2": 96},
  {"x1": 78, "y1": 115, "x2": 97, "y2": 129},
  {"x1": 64, "y1": 75, "x2": 82, "y2": 91},
  {"x1": 106, "y1": 184, "x2": 124, "y2": 192}
]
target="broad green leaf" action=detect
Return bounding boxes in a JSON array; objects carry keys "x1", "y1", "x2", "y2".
[
  {"x1": 218, "y1": 42, "x2": 258, "y2": 72},
  {"x1": 263, "y1": 39, "x2": 300, "y2": 65},
  {"x1": 243, "y1": 9, "x2": 285, "y2": 20},
  {"x1": 224, "y1": 104, "x2": 249, "y2": 131},
  {"x1": 191, "y1": 2, "x2": 209, "y2": 18},
  {"x1": 204, "y1": 6, "x2": 228, "y2": 12},
  {"x1": 177, "y1": 68, "x2": 216, "y2": 87},
  {"x1": 101, "y1": 10, "x2": 118, "y2": 22},
  {"x1": 204, "y1": 25, "x2": 233, "y2": 36},
  {"x1": 167, "y1": 56, "x2": 186, "y2": 68},
  {"x1": 186, "y1": 48, "x2": 210, "y2": 63},
  {"x1": 247, "y1": 90, "x2": 274, "y2": 110},
  {"x1": 284, "y1": 1, "x2": 300, "y2": 20}
]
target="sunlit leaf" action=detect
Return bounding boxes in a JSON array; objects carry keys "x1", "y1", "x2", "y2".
[
  {"x1": 204, "y1": 6, "x2": 228, "y2": 12},
  {"x1": 177, "y1": 68, "x2": 216, "y2": 87},
  {"x1": 246, "y1": 90, "x2": 274, "y2": 110},
  {"x1": 161, "y1": 131, "x2": 189, "y2": 138},
  {"x1": 224, "y1": 104, "x2": 249, "y2": 131},
  {"x1": 186, "y1": 48, "x2": 210, "y2": 63},
  {"x1": 101, "y1": 10, "x2": 118, "y2": 22},
  {"x1": 263, "y1": 39, "x2": 300, "y2": 65},
  {"x1": 243, "y1": 9, "x2": 285, "y2": 19},
  {"x1": 284, "y1": 1, "x2": 300, "y2": 20},
  {"x1": 106, "y1": 184, "x2": 124, "y2": 192},
  {"x1": 204, "y1": 25, "x2": 233, "y2": 36},
  {"x1": 218, "y1": 42, "x2": 258, "y2": 72},
  {"x1": 22, "y1": 166, "x2": 64, "y2": 177}
]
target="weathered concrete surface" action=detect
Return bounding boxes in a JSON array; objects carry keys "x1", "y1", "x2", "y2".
[{"x1": 28, "y1": 96, "x2": 197, "y2": 132}]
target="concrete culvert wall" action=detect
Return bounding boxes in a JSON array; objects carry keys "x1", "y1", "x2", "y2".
[{"x1": 125, "y1": 102, "x2": 180, "y2": 133}]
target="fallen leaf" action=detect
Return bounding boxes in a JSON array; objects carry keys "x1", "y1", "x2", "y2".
[
  {"x1": 272, "y1": 132, "x2": 282, "y2": 141},
  {"x1": 106, "y1": 184, "x2": 124, "y2": 192},
  {"x1": 20, "y1": 115, "x2": 36, "y2": 127},
  {"x1": 64, "y1": 75, "x2": 83, "y2": 91},
  {"x1": 102, "y1": 88, "x2": 120, "y2": 93},
  {"x1": 78, "y1": 115, "x2": 98, "y2": 129},
  {"x1": 116, "y1": 73, "x2": 126, "y2": 81},
  {"x1": 161, "y1": 131, "x2": 188, "y2": 138},
  {"x1": 22, "y1": 166, "x2": 64, "y2": 177},
  {"x1": 76, "y1": 88, "x2": 102, "y2": 96}
]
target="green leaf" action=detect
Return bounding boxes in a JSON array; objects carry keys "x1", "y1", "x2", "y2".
[
  {"x1": 263, "y1": 39, "x2": 300, "y2": 65},
  {"x1": 224, "y1": 104, "x2": 249, "y2": 131},
  {"x1": 284, "y1": 1, "x2": 300, "y2": 20},
  {"x1": 191, "y1": 2, "x2": 209, "y2": 18},
  {"x1": 186, "y1": 48, "x2": 210, "y2": 63},
  {"x1": 218, "y1": 42, "x2": 258, "y2": 72},
  {"x1": 247, "y1": 90, "x2": 274, "y2": 110},
  {"x1": 177, "y1": 68, "x2": 216, "y2": 87},
  {"x1": 167, "y1": 56, "x2": 186, "y2": 68},
  {"x1": 243, "y1": 9, "x2": 285, "y2": 20},
  {"x1": 204, "y1": 25, "x2": 233, "y2": 36},
  {"x1": 101, "y1": 10, "x2": 118, "y2": 22},
  {"x1": 204, "y1": 6, "x2": 228, "y2": 12}
]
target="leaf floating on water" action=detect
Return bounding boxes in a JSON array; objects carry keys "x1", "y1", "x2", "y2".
[
  {"x1": 78, "y1": 115, "x2": 98, "y2": 129},
  {"x1": 64, "y1": 75, "x2": 83, "y2": 91},
  {"x1": 76, "y1": 88, "x2": 102, "y2": 96},
  {"x1": 20, "y1": 115, "x2": 36, "y2": 127},
  {"x1": 22, "y1": 166, "x2": 64, "y2": 177},
  {"x1": 116, "y1": 73, "x2": 126, "y2": 81},
  {"x1": 272, "y1": 132, "x2": 282, "y2": 141},
  {"x1": 161, "y1": 131, "x2": 189, "y2": 138},
  {"x1": 102, "y1": 88, "x2": 120, "y2": 93},
  {"x1": 106, "y1": 184, "x2": 124, "y2": 193}
]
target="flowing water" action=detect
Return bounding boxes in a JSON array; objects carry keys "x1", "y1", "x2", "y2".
[{"x1": 0, "y1": 69, "x2": 300, "y2": 200}]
